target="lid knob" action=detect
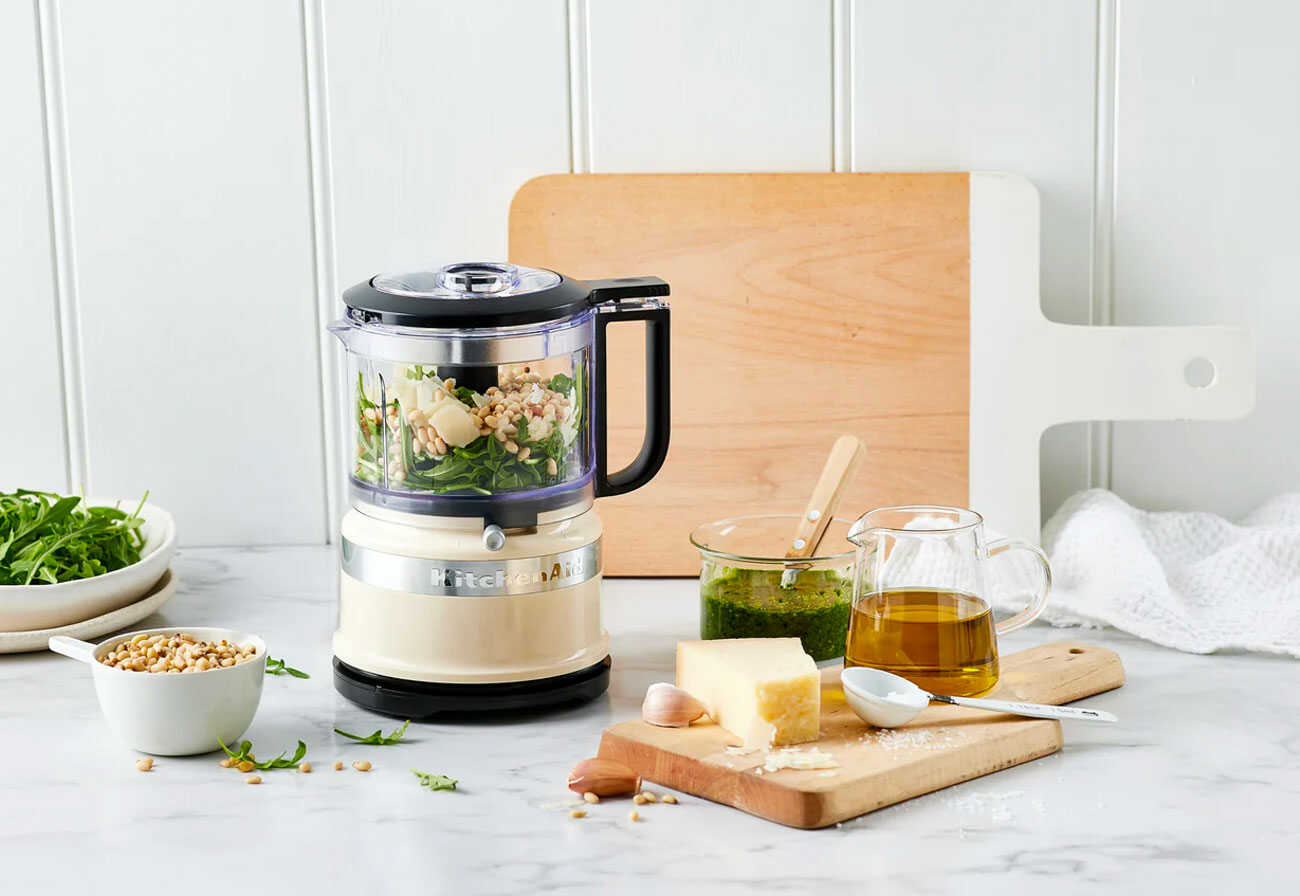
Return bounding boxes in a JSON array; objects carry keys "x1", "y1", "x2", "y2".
[{"x1": 436, "y1": 262, "x2": 519, "y2": 296}]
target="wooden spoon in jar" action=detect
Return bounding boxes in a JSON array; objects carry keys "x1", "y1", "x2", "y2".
[{"x1": 781, "y1": 434, "x2": 866, "y2": 587}]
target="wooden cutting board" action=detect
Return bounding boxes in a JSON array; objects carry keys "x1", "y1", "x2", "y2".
[
  {"x1": 597, "y1": 641, "x2": 1123, "y2": 829},
  {"x1": 509, "y1": 173, "x2": 1253, "y2": 575}
]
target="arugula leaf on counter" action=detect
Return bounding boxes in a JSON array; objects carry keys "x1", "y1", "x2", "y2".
[
  {"x1": 334, "y1": 719, "x2": 410, "y2": 745},
  {"x1": 265, "y1": 656, "x2": 310, "y2": 678},
  {"x1": 412, "y1": 769, "x2": 457, "y2": 792},
  {"x1": 255, "y1": 741, "x2": 308, "y2": 770},
  {"x1": 219, "y1": 738, "x2": 309, "y2": 771},
  {"x1": 220, "y1": 739, "x2": 254, "y2": 762}
]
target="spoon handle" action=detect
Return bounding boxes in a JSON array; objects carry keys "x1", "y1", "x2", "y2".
[
  {"x1": 784, "y1": 434, "x2": 866, "y2": 560},
  {"x1": 932, "y1": 694, "x2": 1117, "y2": 723}
]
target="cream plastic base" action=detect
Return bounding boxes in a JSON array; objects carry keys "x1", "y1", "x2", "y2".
[{"x1": 333, "y1": 506, "x2": 607, "y2": 685}]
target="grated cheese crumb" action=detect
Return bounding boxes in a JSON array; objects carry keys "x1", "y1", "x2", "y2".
[
  {"x1": 860, "y1": 727, "x2": 965, "y2": 757},
  {"x1": 761, "y1": 747, "x2": 840, "y2": 772}
]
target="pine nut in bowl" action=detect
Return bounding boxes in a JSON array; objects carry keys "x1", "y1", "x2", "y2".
[{"x1": 49, "y1": 627, "x2": 266, "y2": 756}]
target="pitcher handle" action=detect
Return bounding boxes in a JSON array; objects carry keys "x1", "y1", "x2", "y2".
[{"x1": 987, "y1": 538, "x2": 1052, "y2": 635}]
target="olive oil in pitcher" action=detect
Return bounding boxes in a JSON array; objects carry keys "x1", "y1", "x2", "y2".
[{"x1": 844, "y1": 588, "x2": 999, "y2": 696}]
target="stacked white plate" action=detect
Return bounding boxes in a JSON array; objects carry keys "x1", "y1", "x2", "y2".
[{"x1": 0, "y1": 501, "x2": 178, "y2": 654}]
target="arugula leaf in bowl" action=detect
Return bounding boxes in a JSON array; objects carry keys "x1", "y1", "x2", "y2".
[{"x1": 0, "y1": 490, "x2": 147, "y2": 586}]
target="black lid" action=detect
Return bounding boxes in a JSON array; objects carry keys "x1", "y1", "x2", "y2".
[{"x1": 344, "y1": 262, "x2": 594, "y2": 328}]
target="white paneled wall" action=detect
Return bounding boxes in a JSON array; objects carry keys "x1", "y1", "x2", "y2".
[
  {"x1": 585, "y1": 0, "x2": 832, "y2": 171},
  {"x1": 1109, "y1": 0, "x2": 1300, "y2": 516},
  {"x1": 1, "y1": 1, "x2": 66, "y2": 492},
  {"x1": 1, "y1": 1, "x2": 1285, "y2": 546},
  {"x1": 325, "y1": 1, "x2": 571, "y2": 280},
  {"x1": 53, "y1": 0, "x2": 326, "y2": 545}
]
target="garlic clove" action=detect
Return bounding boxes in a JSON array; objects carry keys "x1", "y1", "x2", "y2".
[
  {"x1": 567, "y1": 757, "x2": 641, "y2": 797},
  {"x1": 642, "y1": 682, "x2": 708, "y2": 728}
]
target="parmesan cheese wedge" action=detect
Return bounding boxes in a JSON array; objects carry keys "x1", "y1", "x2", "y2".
[
  {"x1": 675, "y1": 638, "x2": 820, "y2": 748},
  {"x1": 428, "y1": 401, "x2": 480, "y2": 447}
]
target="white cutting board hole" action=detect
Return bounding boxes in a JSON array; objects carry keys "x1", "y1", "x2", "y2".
[{"x1": 1184, "y1": 357, "x2": 1217, "y2": 389}]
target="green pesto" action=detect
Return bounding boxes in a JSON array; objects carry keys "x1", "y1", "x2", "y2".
[{"x1": 699, "y1": 566, "x2": 852, "y2": 662}]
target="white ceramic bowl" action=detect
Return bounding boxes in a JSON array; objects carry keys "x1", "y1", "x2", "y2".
[
  {"x1": 49, "y1": 626, "x2": 265, "y2": 756},
  {"x1": 0, "y1": 499, "x2": 176, "y2": 632}
]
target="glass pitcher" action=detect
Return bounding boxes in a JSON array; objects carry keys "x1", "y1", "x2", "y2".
[{"x1": 843, "y1": 506, "x2": 1051, "y2": 696}]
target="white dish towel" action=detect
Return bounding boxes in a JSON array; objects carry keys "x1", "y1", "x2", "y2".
[{"x1": 1028, "y1": 489, "x2": 1300, "y2": 657}]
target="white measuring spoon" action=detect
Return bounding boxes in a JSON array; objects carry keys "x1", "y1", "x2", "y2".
[{"x1": 840, "y1": 665, "x2": 1117, "y2": 728}]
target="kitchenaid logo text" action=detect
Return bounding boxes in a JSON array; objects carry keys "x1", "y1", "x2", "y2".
[
  {"x1": 341, "y1": 538, "x2": 600, "y2": 595},
  {"x1": 428, "y1": 557, "x2": 587, "y2": 590}
]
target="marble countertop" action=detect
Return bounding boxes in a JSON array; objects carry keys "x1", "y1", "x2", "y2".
[{"x1": 1, "y1": 546, "x2": 1294, "y2": 893}]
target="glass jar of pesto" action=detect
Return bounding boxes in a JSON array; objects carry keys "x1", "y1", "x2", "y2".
[{"x1": 690, "y1": 515, "x2": 856, "y2": 662}]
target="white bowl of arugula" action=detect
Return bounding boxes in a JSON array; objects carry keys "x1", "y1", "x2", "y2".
[{"x1": 0, "y1": 490, "x2": 176, "y2": 632}]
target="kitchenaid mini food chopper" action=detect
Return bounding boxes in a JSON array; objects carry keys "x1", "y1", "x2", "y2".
[{"x1": 328, "y1": 262, "x2": 669, "y2": 716}]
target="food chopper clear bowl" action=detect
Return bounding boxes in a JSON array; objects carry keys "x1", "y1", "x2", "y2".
[
  {"x1": 690, "y1": 514, "x2": 856, "y2": 662},
  {"x1": 330, "y1": 260, "x2": 671, "y2": 525},
  {"x1": 334, "y1": 311, "x2": 594, "y2": 509}
]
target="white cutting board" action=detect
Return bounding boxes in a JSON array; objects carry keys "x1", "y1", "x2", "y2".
[
  {"x1": 510, "y1": 173, "x2": 1255, "y2": 572},
  {"x1": 969, "y1": 173, "x2": 1254, "y2": 541}
]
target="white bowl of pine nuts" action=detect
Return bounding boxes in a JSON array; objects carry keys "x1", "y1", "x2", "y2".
[{"x1": 49, "y1": 626, "x2": 266, "y2": 756}]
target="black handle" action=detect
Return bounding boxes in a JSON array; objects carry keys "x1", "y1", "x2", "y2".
[
  {"x1": 587, "y1": 276, "x2": 670, "y2": 303},
  {"x1": 589, "y1": 278, "x2": 671, "y2": 498}
]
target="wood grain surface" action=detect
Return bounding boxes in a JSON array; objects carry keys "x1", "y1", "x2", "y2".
[
  {"x1": 509, "y1": 173, "x2": 971, "y2": 576},
  {"x1": 597, "y1": 641, "x2": 1124, "y2": 829}
]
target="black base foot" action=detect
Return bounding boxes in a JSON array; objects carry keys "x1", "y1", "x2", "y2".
[{"x1": 333, "y1": 656, "x2": 611, "y2": 718}]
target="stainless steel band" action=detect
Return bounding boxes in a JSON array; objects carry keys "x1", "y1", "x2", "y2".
[
  {"x1": 341, "y1": 315, "x2": 593, "y2": 365},
  {"x1": 340, "y1": 537, "x2": 601, "y2": 596}
]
